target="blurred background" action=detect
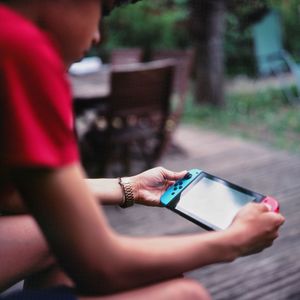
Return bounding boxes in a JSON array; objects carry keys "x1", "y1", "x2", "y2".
[
  {"x1": 3, "y1": 1, "x2": 297, "y2": 299},
  {"x1": 55, "y1": 2, "x2": 300, "y2": 298},
  {"x1": 71, "y1": 0, "x2": 300, "y2": 179},
  {"x1": 4, "y1": 1, "x2": 300, "y2": 298}
]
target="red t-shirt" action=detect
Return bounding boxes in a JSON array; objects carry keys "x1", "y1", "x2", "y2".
[{"x1": 0, "y1": 5, "x2": 79, "y2": 197}]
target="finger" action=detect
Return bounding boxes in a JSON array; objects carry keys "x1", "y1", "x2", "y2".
[
  {"x1": 278, "y1": 215, "x2": 285, "y2": 226},
  {"x1": 272, "y1": 214, "x2": 285, "y2": 227},
  {"x1": 253, "y1": 202, "x2": 270, "y2": 213},
  {"x1": 166, "y1": 181, "x2": 176, "y2": 189},
  {"x1": 272, "y1": 231, "x2": 279, "y2": 240},
  {"x1": 239, "y1": 202, "x2": 268, "y2": 214},
  {"x1": 162, "y1": 168, "x2": 188, "y2": 181},
  {"x1": 264, "y1": 211, "x2": 285, "y2": 226},
  {"x1": 258, "y1": 202, "x2": 271, "y2": 212},
  {"x1": 256, "y1": 240, "x2": 274, "y2": 253}
]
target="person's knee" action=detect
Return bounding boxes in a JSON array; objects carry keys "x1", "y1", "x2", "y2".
[{"x1": 172, "y1": 278, "x2": 211, "y2": 300}]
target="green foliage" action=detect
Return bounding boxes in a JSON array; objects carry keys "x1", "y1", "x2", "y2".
[
  {"x1": 100, "y1": 0, "x2": 190, "y2": 55},
  {"x1": 183, "y1": 85, "x2": 300, "y2": 153},
  {"x1": 224, "y1": 14, "x2": 256, "y2": 76},
  {"x1": 271, "y1": 0, "x2": 300, "y2": 60},
  {"x1": 94, "y1": 0, "x2": 300, "y2": 75},
  {"x1": 225, "y1": 0, "x2": 300, "y2": 76},
  {"x1": 225, "y1": 0, "x2": 269, "y2": 76}
]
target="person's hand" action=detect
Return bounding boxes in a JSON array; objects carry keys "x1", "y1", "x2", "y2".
[
  {"x1": 128, "y1": 167, "x2": 187, "y2": 206},
  {"x1": 226, "y1": 202, "x2": 285, "y2": 257}
]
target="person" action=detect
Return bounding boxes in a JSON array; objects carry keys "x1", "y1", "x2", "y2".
[{"x1": 0, "y1": 0, "x2": 285, "y2": 299}]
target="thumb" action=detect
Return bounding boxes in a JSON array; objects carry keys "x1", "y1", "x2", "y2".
[
  {"x1": 254, "y1": 202, "x2": 270, "y2": 212},
  {"x1": 162, "y1": 168, "x2": 188, "y2": 181}
]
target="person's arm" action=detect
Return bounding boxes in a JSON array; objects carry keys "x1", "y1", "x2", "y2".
[
  {"x1": 2, "y1": 167, "x2": 186, "y2": 214},
  {"x1": 12, "y1": 163, "x2": 284, "y2": 295},
  {"x1": 86, "y1": 167, "x2": 187, "y2": 206}
]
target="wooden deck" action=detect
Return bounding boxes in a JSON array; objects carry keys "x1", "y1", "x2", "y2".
[{"x1": 104, "y1": 124, "x2": 300, "y2": 300}]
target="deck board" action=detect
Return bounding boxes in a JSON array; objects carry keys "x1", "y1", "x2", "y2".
[{"x1": 104, "y1": 125, "x2": 300, "y2": 300}]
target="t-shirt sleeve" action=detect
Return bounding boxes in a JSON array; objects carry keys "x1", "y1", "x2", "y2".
[{"x1": 0, "y1": 37, "x2": 79, "y2": 168}]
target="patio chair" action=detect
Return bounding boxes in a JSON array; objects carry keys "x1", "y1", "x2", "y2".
[
  {"x1": 152, "y1": 49, "x2": 194, "y2": 99},
  {"x1": 110, "y1": 48, "x2": 143, "y2": 66},
  {"x1": 81, "y1": 59, "x2": 176, "y2": 177},
  {"x1": 151, "y1": 49, "x2": 195, "y2": 144},
  {"x1": 252, "y1": 9, "x2": 300, "y2": 102}
]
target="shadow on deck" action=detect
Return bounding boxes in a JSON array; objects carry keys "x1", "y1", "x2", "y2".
[{"x1": 104, "y1": 124, "x2": 300, "y2": 300}]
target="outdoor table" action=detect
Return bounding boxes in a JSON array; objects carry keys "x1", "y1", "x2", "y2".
[{"x1": 70, "y1": 64, "x2": 111, "y2": 112}]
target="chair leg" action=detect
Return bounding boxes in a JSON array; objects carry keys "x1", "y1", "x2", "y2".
[
  {"x1": 135, "y1": 139, "x2": 151, "y2": 169},
  {"x1": 122, "y1": 144, "x2": 131, "y2": 175},
  {"x1": 152, "y1": 131, "x2": 171, "y2": 164}
]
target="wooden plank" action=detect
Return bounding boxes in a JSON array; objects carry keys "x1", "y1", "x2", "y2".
[{"x1": 104, "y1": 124, "x2": 300, "y2": 300}]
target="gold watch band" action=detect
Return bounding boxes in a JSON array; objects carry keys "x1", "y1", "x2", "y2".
[{"x1": 118, "y1": 177, "x2": 135, "y2": 208}]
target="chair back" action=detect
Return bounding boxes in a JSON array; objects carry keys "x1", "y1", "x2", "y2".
[
  {"x1": 87, "y1": 59, "x2": 176, "y2": 176},
  {"x1": 152, "y1": 49, "x2": 194, "y2": 98},
  {"x1": 252, "y1": 10, "x2": 284, "y2": 76},
  {"x1": 251, "y1": 10, "x2": 300, "y2": 102},
  {"x1": 110, "y1": 48, "x2": 143, "y2": 66},
  {"x1": 108, "y1": 60, "x2": 175, "y2": 119}
]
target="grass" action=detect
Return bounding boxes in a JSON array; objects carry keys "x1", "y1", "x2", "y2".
[{"x1": 182, "y1": 85, "x2": 300, "y2": 154}]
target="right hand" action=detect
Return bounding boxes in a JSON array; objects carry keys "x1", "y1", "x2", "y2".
[{"x1": 227, "y1": 202, "x2": 285, "y2": 257}]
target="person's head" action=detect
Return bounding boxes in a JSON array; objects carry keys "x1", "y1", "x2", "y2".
[{"x1": 3, "y1": 0, "x2": 140, "y2": 67}]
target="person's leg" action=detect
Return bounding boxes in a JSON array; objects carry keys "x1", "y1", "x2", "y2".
[
  {"x1": 80, "y1": 278, "x2": 211, "y2": 300},
  {"x1": 23, "y1": 262, "x2": 73, "y2": 290},
  {"x1": 0, "y1": 216, "x2": 210, "y2": 299},
  {"x1": 0, "y1": 279, "x2": 210, "y2": 300},
  {"x1": 0, "y1": 215, "x2": 71, "y2": 292}
]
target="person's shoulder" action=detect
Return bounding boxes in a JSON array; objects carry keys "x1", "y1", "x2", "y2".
[
  {"x1": 0, "y1": 5, "x2": 41, "y2": 51},
  {"x1": 0, "y1": 5, "x2": 60, "y2": 66}
]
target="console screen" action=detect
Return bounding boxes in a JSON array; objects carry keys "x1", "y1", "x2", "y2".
[{"x1": 175, "y1": 175, "x2": 256, "y2": 230}]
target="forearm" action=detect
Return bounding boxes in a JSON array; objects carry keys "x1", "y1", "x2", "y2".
[
  {"x1": 0, "y1": 177, "x2": 124, "y2": 213},
  {"x1": 105, "y1": 230, "x2": 239, "y2": 292},
  {"x1": 86, "y1": 178, "x2": 123, "y2": 205},
  {"x1": 13, "y1": 165, "x2": 238, "y2": 295},
  {"x1": 63, "y1": 228, "x2": 239, "y2": 295},
  {"x1": 0, "y1": 177, "x2": 123, "y2": 214}
]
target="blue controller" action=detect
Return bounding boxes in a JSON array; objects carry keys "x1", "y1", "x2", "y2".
[{"x1": 160, "y1": 169, "x2": 202, "y2": 206}]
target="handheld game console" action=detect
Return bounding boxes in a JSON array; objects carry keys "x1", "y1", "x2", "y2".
[{"x1": 160, "y1": 169, "x2": 279, "y2": 231}]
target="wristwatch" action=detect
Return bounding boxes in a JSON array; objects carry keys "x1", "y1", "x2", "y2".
[{"x1": 118, "y1": 177, "x2": 135, "y2": 208}]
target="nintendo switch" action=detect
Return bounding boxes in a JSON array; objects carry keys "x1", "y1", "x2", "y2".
[{"x1": 160, "y1": 169, "x2": 279, "y2": 231}]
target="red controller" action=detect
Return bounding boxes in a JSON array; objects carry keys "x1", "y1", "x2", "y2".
[{"x1": 262, "y1": 196, "x2": 280, "y2": 213}]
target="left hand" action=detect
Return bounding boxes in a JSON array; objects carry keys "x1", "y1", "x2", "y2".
[{"x1": 128, "y1": 167, "x2": 187, "y2": 206}]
